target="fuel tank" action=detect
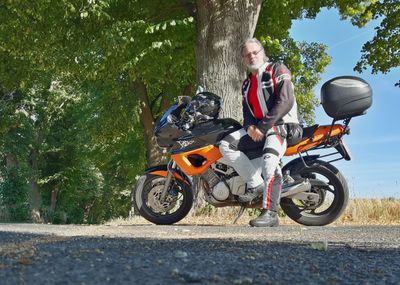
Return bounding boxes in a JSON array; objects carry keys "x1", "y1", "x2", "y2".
[{"x1": 172, "y1": 118, "x2": 242, "y2": 153}]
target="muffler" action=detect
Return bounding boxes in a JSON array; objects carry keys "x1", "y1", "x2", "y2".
[{"x1": 281, "y1": 179, "x2": 312, "y2": 198}]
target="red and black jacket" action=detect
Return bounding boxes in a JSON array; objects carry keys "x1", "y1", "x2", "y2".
[{"x1": 242, "y1": 62, "x2": 297, "y2": 134}]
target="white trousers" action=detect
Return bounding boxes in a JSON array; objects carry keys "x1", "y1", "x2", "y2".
[{"x1": 219, "y1": 127, "x2": 287, "y2": 211}]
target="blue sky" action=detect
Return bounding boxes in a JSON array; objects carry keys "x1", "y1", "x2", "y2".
[{"x1": 288, "y1": 8, "x2": 400, "y2": 198}]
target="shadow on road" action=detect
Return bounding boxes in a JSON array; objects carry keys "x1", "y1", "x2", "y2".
[{"x1": 0, "y1": 230, "x2": 399, "y2": 284}]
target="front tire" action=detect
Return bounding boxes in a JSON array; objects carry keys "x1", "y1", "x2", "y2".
[
  {"x1": 281, "y1": 159, "x2": 349, "y2": 226},
  {"x1": 132, "y1": 174, "x2": 193, "y2": 225}
]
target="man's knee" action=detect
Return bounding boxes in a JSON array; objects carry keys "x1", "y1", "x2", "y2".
[
  {"x1": 262, "y1": 147, "x2": 280, "y2": 163},
  {"x1": 263, "y1": 147, "x2": 279, "y2": 157},
  {"x1": 219, "y1": 140, "x2": 237, "y2": 155},
  {"x1": 262, "y1": 147, "x2": 281, "y2": 178}
]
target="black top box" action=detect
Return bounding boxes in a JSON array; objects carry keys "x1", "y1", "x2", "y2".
[{"x1": 321, "y1": 76, "x2": 373, "y2": 120}]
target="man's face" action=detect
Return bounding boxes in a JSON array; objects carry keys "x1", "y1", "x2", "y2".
[{"x1": 242, "y1": 42, "x2": 265, "y2": 71}]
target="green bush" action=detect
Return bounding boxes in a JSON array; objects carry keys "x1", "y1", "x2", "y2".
[{"x1": 0, "y1": 166, "x2": 30, "y2": 221}]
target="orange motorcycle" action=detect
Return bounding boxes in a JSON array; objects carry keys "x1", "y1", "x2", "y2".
[{"x1": 132, "y1": 76, "x2": 372, "y2": 226}]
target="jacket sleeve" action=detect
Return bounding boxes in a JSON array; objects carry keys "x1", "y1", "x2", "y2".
[
  {"x1": 257, "y1": 63, "x2": 294, "y2": 134},
  {"x1": 241, "y1": 78, "x2": 257, "y2": 130}
]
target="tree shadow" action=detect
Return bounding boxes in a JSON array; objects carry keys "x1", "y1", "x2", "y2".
[{"x1": 0, "y1": 231, "x2": 399, "y2": 285}]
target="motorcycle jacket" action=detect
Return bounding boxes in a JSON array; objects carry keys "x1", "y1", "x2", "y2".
[{"x1": 242, "y1": 61, "x2": 299, "y2": 134}]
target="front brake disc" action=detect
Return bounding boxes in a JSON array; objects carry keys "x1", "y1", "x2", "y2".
[{"x1": 147, "y1": 186, "x2": 177, "y2": 213}]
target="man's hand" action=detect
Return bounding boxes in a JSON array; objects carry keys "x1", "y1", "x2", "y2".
[{"x1": 247, "y1": 125, "x2": 264, "y2": 142}]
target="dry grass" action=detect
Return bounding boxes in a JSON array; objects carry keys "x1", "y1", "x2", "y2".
[
  {"x1": 182, "y1": 198, "x2": 400, "y2": 226},
  {"x1": 115, "y1": 198, "x2": 400, "y2": 226},
  {"x1": 339, "y1": 198, "x2": 400, "y2": 225}
]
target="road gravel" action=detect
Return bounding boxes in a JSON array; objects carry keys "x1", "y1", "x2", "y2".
[{"x1": 0, "y1": 223, "x2": 399, "y2": 284}]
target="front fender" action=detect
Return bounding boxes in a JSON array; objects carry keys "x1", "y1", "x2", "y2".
[
  {"x1": 131, "y1": 165, "x2": 192, "y2": 209},
  {"x1": 144, "y1": 165, "x2": 192, "y2": 185},
  {"x1": 144, "y1": 164, "x2": 168, "y2": 174}
]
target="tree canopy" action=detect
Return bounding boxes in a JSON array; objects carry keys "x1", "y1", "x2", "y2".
[
  {"x1": 0, "y1": 0, "x2": 398, "y2": 223},
  {"x1": 353, "y1": 0, "x2": 400, "y2": 86}
]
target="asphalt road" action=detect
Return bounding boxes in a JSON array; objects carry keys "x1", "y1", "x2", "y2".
[{"x1": 0, "y1": 223, "x2": 399, "y2": 284}]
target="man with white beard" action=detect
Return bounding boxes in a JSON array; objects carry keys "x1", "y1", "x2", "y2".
[{"x1": 219, "y1": 38, "x2": 300, "y2": 227}]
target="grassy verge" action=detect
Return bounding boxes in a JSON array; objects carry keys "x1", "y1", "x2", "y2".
[
  {"x1": 117, "y1": 198, "x2": 400, "y2": 226},
  {"x1": 340, "y1": 198, "x2": 400, "y2": 225}
]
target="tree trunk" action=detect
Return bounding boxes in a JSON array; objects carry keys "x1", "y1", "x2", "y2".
[
  {"x1": 28, "y1": 147, "x2": 42, "y2": 223},
  {"x1": 50, "y1": 187, "x2": 59, "y2": 213},
  {"x1": 195, "y1": 0, "x2": 262, "y2": 120},
  {"x1": 5, "y1": 153, "x2": 17, "y2": 168},
  {"x1": 134, "y1": 79, "x2": 167, "y2": 167},
  {"x1": 192, "y1": 0, "x2": 262, "y2": 211}
]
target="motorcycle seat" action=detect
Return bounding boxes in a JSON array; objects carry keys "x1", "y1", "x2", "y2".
[{"x1": 301, "y1": 124, "x2": 319, "y2": 139}]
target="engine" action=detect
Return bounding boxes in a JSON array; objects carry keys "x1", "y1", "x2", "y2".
[{"x1": 200, "y1": 164, "x2": 246, "y2": 203}]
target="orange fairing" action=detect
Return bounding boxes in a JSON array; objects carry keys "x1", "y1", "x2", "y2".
[
  {"x1": 150, "y1": 170, "x2": 188, "y2": 184},
  {"x1": 285, "y1": 124, "x2": 345, "y2": 156},
  {"x1": 171, "y1": 145, "x2": 222, "y2": 176}
]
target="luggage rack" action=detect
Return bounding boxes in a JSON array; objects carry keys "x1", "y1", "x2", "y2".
[
  {"x1": 324, "y1": 117, "x2": 352, "y2": 147},
  {"x1": 298, "y1": 117, "x2": 353, "y2": 166}
]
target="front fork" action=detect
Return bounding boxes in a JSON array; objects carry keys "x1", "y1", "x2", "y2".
[{"x1": 160, "y1": 160, "x2": 176, "y2": 202}]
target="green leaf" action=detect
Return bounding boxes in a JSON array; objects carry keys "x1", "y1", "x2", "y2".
[{"x1": 310, "y1": 241, "x2": 328, "y2": 251}]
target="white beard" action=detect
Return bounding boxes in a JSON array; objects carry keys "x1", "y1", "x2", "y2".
[{"x1": 246, "y1": 61, "x2": 265, "y2": 71}]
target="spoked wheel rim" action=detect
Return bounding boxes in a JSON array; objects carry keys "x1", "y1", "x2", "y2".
[
  {"x1": 289, "y1": 167, "x2": 340, "y2": 217},
  {"x1": 143, "y1": 177, "x2": 187, "y2": 217},
  {"x1": 280, "y1": 159, "x2": 349, "y2": 226},
  {"x1": 133, "y1": 174, "x2": 194, "y2": 225}
]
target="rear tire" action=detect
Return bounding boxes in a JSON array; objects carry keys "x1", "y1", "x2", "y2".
[
  {"x1": 132, "y1": 174, "x2": 193, "y2": 225},
  {"x1": 281, "y1": 159, "x2": 349, "y2": 226}
]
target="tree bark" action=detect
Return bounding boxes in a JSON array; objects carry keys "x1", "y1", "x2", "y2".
[
  {"x1": 195, "y1": 0, "x2": 262, "y2": 120},
  {"x1": 28, "y1": 147, "x2": 42, "y2": 223},
  {"x1": 50, "y1": 187, "x2": 59, "y2": 213},
  {"x1": 5, "y1": 153, "x2": 17, "y2": 168},
  {"x1": 134, "y1": 79, "x2": 167, "y2": 167},
  {"x1": 192, "y1": 0, "x2": 262, "y2": 211}
]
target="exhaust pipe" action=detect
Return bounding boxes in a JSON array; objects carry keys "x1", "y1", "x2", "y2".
[{"x1": 281, "y1": 179, "x2": 312, "y2": 198}]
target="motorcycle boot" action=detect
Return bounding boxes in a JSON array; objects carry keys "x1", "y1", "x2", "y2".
[
  {"x1": 249, "y1": 209, "x2": 279, "y2": 227},
  {"x1": 237, "y1": 183, "x2": 264, "y2": 203}
]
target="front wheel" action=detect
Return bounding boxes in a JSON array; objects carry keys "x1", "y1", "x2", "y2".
[
  {"x1": 132, "y1": 174, "x2": 193, "y2": 225},
  {"x1": 281, "y1": 159, "x2": 349, "y2": 226}
]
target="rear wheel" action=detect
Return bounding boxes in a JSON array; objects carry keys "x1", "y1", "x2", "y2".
[
  {"x1": 281, "y1": 159, "x2": 349, "y2": 226},
  {"x1": 133, "y1": 174, "x2": 193, "y2": 225}
]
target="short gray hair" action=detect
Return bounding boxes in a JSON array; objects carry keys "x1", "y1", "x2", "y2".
[
  {"x1": 240, "y1": 38, "x2": 262, "y2": 56},
  {"x1": 240, "y1": 38, "x2": 269, "y2": 61}
]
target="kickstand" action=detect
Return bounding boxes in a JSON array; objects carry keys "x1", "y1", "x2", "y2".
[{"x1": 233, "y1": 206, "x2": 246, "y2": 224}]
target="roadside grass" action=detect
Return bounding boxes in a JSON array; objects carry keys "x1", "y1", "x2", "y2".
[
  {"x1": 115, "y1": 198, "x2": 400, "y2": 226},
  {"x1": 340, "y1": 198, "x2": 400, "y2": 225}
]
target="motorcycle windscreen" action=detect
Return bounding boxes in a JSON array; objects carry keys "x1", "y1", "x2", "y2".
[{"x1": 154, "y1": 104, "x2": 188, "y2": 148}]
